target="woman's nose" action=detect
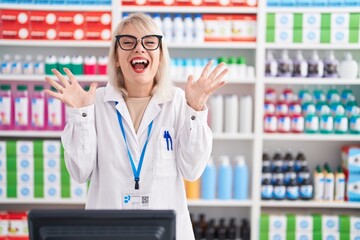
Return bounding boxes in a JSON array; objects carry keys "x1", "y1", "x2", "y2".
[{"x1": 134, "y1": 39, "x2": 145, "y2": 52}]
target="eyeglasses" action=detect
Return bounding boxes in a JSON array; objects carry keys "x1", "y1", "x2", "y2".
[{"x1": 115, "y1": 34, "x2": 162, "y2": 51}]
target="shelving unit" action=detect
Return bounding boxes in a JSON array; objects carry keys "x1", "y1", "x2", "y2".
[{"x1": 1, "y1": 1, "x2": 360, "y2": 240}]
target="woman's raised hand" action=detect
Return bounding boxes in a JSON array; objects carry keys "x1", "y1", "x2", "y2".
[
  {"x1": 185, "y1": 61, "x2": 229, "y2": 111},
  {"x1": 44, "y1": 68, "x2": 98, "y2": 108}
]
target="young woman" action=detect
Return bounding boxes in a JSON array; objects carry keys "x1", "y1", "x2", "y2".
[{"x1": 44, "y1": 12, "x2": 228, "y2": 239}]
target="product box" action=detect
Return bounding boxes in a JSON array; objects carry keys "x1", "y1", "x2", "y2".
[
  {"x1": 350, "y1": 216, "x2": 360, "y2": 233},
  {"x1": 17, "y1": 170, "x2": 33, "y2": 185},
  {"x1": 274, "y1": 28, "x2": 293, "y2": 43},
  {"x1": 349, "y1": 13, "x2": 359, "y2": 29},
  {"x1": 322, "y1": 231, "x2": 339, "y2": 240},
  {"x1": 29, "y1": 11, "x2": 57, "y2": 28},
  {"x1": 0, "y1": 212, "x2": 9, "y2": 237},
  {"x1": 231, "y1": 0, "x2": 257, "y2": 6},
  {"x1": 70, "y1": 179, "x2": 87, "y2": 200},
  {"x1": 269, "y1": 230, "x2": 286, "y2": 240},
  {"x1": 331, "y1": 28, "x2": 349, "y2": 44},
  {"x1": 7, "y1": 212, "x2": 28, "y2": 237},
  {"x1": 44, "y1": 156, "x2": 60, "y2": 171},
  {"x1": 269, "y1": 215, "x2": 287, "y2": 231},
  {"x1": 1, "y1": 27, "x2": 29, "y2": 40},
  {"x1": 57, "y1": 12, "x2": 85, "y2": 29},
  {"x1": 0, "y1": 184, "x2": 6, "y2": 199},
  {"x1": 266, "y1": 28, "x2": 275, "y2": 43},
  {"x1": 0, "y1": 156, "x2": 6, "y2": 173},
  {"x1": 303, "y1": 13, "x2": 321, "y2": 28},
  {"x1": 44, "y1": 171, "x2": 60, "y2": 199},
  {"x1": 84, "y1": 28, "x2": 111, "y2": 40},
  {"x1": 231, "y1": 15, "x2": 257, "y2": 42},
  {"x1": 296, "y1": 215, "x2": 313, "y2": 231},
  {"x1": 84, "y1": 12, "x2": 111, "y2": 29},
  {"x1": 17, "y1": 184, "x2": 33, "y2": 199},
  {"x1": 331, "y1": 13, "x2": 349, "y2": 29},
  {"x1": 16, "y1": 141, "x2": 33, "y2": 156},
  {"x1": 267, "y1": 13, "x2": 275, "y2": 28},
  {"x1": 348, "y1": 173, "x2": 360, "y2": 201},
  {"x1": 303, "y1": 28, "x2": 320, "y2": 43},
  {"x1": 296, "y1": 231, "x2": 312, "y2": 240},
  {"x1": 342, "y1": 145, "x2": 360, "y2": 173},
  {"x1": 16, "y1": 156, "x2": 33, "y2": 172},
  {"x1": 322, "y1": 215, "x2": 339, "y2": 232},
  {"x1": 1, "y1": 10, "x2": 30, "y2": 28},
  {"x1": 0, "y1": 142, "x2": 6, "y2": 156},
  {"x1": 203, "y1": 14, "x2": 232, "y2": 41},
  {"x1": 349, "y1": 29, "x2": 359, "y2": 43},
  {"x1": 321, "y1": 13, "x2": 331, "y2": 29},
  {"x1": 275, "y1": 13, "x2": 293, "y2": 28}
]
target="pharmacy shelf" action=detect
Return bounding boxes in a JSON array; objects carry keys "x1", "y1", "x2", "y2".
[
  {"x1": 265, "y1": 7, "x2": 360, "y2": 13},
  {"x1": 261, "y1": 200, "x2": 360, "y2": 209},
  {"x1": 0, "y1": 130, "x2": 62, "y2": 138},
  {"x1": 175, "y1": 79, "x2": 256, "y2": 84},
  {"x1": 168, "y1": 42, "x2": 257, "y2": 49},
  {"x1": 0, "y1": 199, "x2": 86, "y2": 204},
  {"x1": 266, "y1": 43, "x2": 360, "y2": 50},
  {"x1": 122, "y1": 6, "x2": 258, "y2": 14},
  {"x1": 263, "y1": 133, "x2": 360, "y2": 141},
  {"x1": 213, "y1": 133, "x2": 254, "y2": 140},
  {"x1": 0, "y1": 74, "x2": 108, "y2": 82},
  {"x1": 264, "y1": 77, "x2": 360, "y2": 85},
  {"x1": 0, "y1": 4, "x2": 111, "y2": 11},
  {"x1": 187, "y1": 199, "x2": 253, "y2": 207},
  {"x1": 0, "y1": 40, "x2": 111, "y2": 47}
]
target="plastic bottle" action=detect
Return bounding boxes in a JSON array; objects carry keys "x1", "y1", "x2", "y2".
[
  {"x1": 297, "y1": 165, "x2": 311, "y2": 185},
  {"x1": 304, "y1": 104, "x2": 319, "y2": 133},
  {"x1": 185, "y1": 178, "x2": 200, "y2": 199},
  {"x1": 228, "y1": 218, "x2": 237, "y2": 240},
  {"x1": 239, "y1": 95, "x2": 253, "y2": 133},
  {"x1": 204, "y1": 219, "x2": 216, "y2": 240},
  {"x1": 45, "y1": 55, "x2": 58, "y2": 75},
  {"x1": 313, "y1": 165, "x2": 325, "y2": 201},
  {"x1": 233, "y1": 155, "x2": 248, "y2": 200},
  {"x1": 261, "y1": 178, "x2": 273, "y2": 200},
  {"x1": 292, "y1": 50, "x2": 308, "y2": 77},
  {"x1": 84, "y1": 55, "x2": 97, "y2": 75},
  {"x1": 335, "y1": 166, "x2": 345, "y2": 201},
  {"x1": 349, "y1": 106, "x2": 360, "y2": 134},
  {"x1": 201, "y1": 157, "x2": 216, "y2": 200},
  {"x1": 162, "y1": 14, "x2": 173, "y2": 43},
  {"x1": 339, "y1": 52, "x2": 358, "y2": 79},
  {"x1": 224, "y1": 94, "x2": 238, "y2": 133},
  {"x1": 14, "y1": 85, "x2": 29, "y2": 130},
  {"x1": 284, "y1": 165, "x2": 296, "y2": 185},
  {"x1": 97, "y1": 56, "x2": 108, "y2": 75},
  {"x1": 299, "y1": 178, "x2": 313, "y2": 200},
  {"x1": 283, "y1": 150, "x2": 294, "y2": 171},
  {"x1": 272, "y1": 150, "x2": 283, "y2": 170},
  {"x1": 265, "y1": 50, "x2": 278, "y2": 77},
  {"x1": 262, "y1": 151, "x2": 272, "y2": 168},
  {"x1": 273, "y1": 178, "x2": 286, "y2": 200},
  {"x1": 31, "y1": 85, "x2": 46, "y2": 130},
  {"x1": 173, "y1": 14, "x2": 184, "y2": 43},
  {"x1": 210, "y1": 95, "x2": 224, "y2": 134},
  {"x1": 71, "y1": 55, "x2": 84, "y2": 75},
  {"x1": 217, "y1": 218, "x2": 227, "y2": 240},
  {"x1": 218, "y1": 155, "x2": 232, "y2": 200},
  {"x1": 277, "y1": 50, "x2": 293, "y2": 77},
  {"x1": 1, "y1": 54, "x2": 12, "y2": 74},
  {"x1": 23, "y1": 55, "x2": 34, "y2": 75},
  {"x1": 323, "y1": 164, "x2": 334, "y2": 201},
  {"x1": 341, "y1": 87, "x2": 354, "y2": 105},
  {"x1": 240, "y1": 219, "x2": 250, "y2": 240},
  {"x1": 324, "y1": 51, "x2": 339, "y2": 78},
  {"x1": 319, "y1": 106, "x2": 333, "y2": 134},
  {"x1": 11, "y1": 55, "x2": 22, "y2": 74},
  {"x1": 34, "y1": 55, "x2": 45, "y2": 75},
  {"x1": 193, "y1": 14, "x2": 204, "y2": 43},
  {"x1": 286, "y1": 177, "x2": 299, "y2": 200},
  {"x1": 294, "y1": 150, "x2": 307, "y2": 173},
  {"x1": 0, "y1": 84, "x2": 13, "y2": 130},
  {"x1": 152, "y1": 13, "x2": 163, "y2": 33},
  {"x1": 183, "y1": 14, "x2": 194, "y2": 43},
  {"x1": 227, "y1": 56, "x2": 237, "y2": 81},
  {"x1": 308, "y1": 50, "x2": 324, "y2": 78},
  {"x1": 47, "y1": 87, "x2": 65, "y2": 131},
  {"x1": 334, "y1": 105, "x2": 348, "y2": 134}
]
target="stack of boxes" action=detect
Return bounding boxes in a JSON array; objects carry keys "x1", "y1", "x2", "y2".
[
  {"x1": 266, "y1": 12, "x2": 360, "y2": 44},
  {"x1": 0, "y1": 140, "x2": 87, "y2": 201},
  {"x1": 260, "y1": 214, "x2": 360, "y2": 240},
  {"x1": 342, "y1": 145, "x2": 360, "y2": 202}
]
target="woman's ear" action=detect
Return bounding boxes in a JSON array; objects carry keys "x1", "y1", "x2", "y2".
[{"x1": 116, "y1": 61, "x2": 120, "y2": 67}]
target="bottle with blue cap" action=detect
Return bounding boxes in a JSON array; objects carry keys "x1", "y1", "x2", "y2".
[
  {"x1": 233, "y1": 155, "x2": 248, "y2": 200},
  {"x1": 217, "y1": 155, "x2": 232, "y2": 200},
  {"x1": 201, "y1": 156, "x2": 216, "y2": 200}
]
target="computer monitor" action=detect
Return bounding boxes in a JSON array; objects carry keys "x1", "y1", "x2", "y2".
[{"x1": 28, "y1": 209, "x2": 176, "y2": 240}]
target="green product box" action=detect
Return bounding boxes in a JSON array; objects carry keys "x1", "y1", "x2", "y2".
[
  {"x1": 260, "y1": 214, "x2": 270, "y2": 232},
  {"x1": 34, "y1": 156, "x2": 44, "y2": 171},
  {"x1": 286, "y1": 214, "x2": 296, "y2": 232},
  {"x1": 349, "y1": 13, "x2": 359, "y2": 29},
  {"x1": 286, "y1": 232, "x2": 295, "y2": 240},
  {"x1": 321, "y1": 13, "x2": 331, "y2": 28},
  {"x1": 34, "y1": 140, "x2": 43, "y2": 157},
  {"x1": 267, "y1": 13, "x2": 275, "y2": 28},
  {"x1": 266, "y1": 28, "x2": 275, "y2": 43},
  {"x1": 349, "y1": 29, "x2": 359, "y2": 43},
  {"x1": 339, "y1": 215, "x2": 350, "y2": 233},
  {"x1": 6, "y1": 156, "x2": 16, "y2": 171},
  {"x1": 313, "y1": 231, "x2": 322, "y2": 240},
  {"x1": 293, "y1": 13, "x2": 303, "y2": 28},
  {"x1": 6, "y1": 140, "x2": 16, "y2": 156},
  {"x1": 293, "y1": 28, "x2": 303, "y2": 43},
  {"x1": 340, "y1": 233, "x2": 350, "y2": 240},
  {"x1": 34, "y1": 184, "x2": 44, "y2": 198},
  {"x1": 6, "y1": 171, "x2": 16, "y2": 186},
  {"x1": 312, "y1": 214, "x2": 322, "y2": 232},
  {"x1": 61, "y1": 185, "x2": 71, "y2": 199},
  {"x1": 320, "y1": 28, "x2": 331, "y2": 43},
  {"x1": 6, "y1": 185, "x2": 16, "y2": 198}
]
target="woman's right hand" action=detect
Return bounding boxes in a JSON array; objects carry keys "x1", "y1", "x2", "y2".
[{"x1": 44, "y1": 68, "x2": 98, "y2": 108}]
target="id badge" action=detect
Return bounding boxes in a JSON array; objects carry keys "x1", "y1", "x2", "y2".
[{"x1": 122, "y1": 189, "x2": 151, "y2": 209}]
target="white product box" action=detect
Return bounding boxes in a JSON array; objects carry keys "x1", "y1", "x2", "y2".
[
  {"x1": 16, "y1": 156, "x2": 33, "y2": 171},
  {"x1": 322, "y1": 231, "x2": 339, "y2": 240},
  {"x1": 303, "y1": 13, "x2": 321, "y2": 28},
  {"x1": 296, "y1": 231, "x2": 312, "y2": 240},
  {"x1": 43, "y1": 140, "x2": 61, "y2": 156},
  {"x1": 331, "y1": 13, "x2": 349, "y2": 29},
  {"x1": 7, "y1": 216, "x2": 28, "y2": 237},
  {"x1": 71, "y1": 179, "x2": 87, "y2": 200},
  {"x1": 350, "y1": 216, "x2": 360, "y2": 233},
  {"x1": 44, "y1": 155, "x2": 60, "y2": 171},
  {"x1": 275, "y1": 13, "x2": 293, "y2": 28},
  {"x1": 269, "y1": 230, "x2": 286, "y2": 240},
  {"x1": 17, "y1": 184, "x2": 33, "y2": 199},
  {"x1": 331, "y1": 28, "x2": 349, "y2": 44},
  {"x1": 0, "y1": 171, "x2": 6, "y2": 185},
  {"x1": 296, "y1": 215, "x2": 313, "y2": 231},
  {"x1": 17, "y1": 170, "x2": 33, "y2": 185},
  {"x1": 275, "y1": 28, "x2": 293, "y2": 43},
  {"x1": 0, "y1": 184, "x2": 6, "y2": 199},
  {"x1": 45, "y1": 171, "x2": 60, "y2": 186},
  {"x1": 269, "y1": 215, "x2": 287, "y2": 231},
  {"x1": 303, "y1": 28, "x2": 320, "y2": 43},
  {"x1": 44, "y1": 185, "x2": 60, "y2": 199},
  {"x1": 0, "y1": 156, "x2": 6, "y2": 172},
  {"x1": 0, "y1": 141, "x2": 6, "y2": 156},
  {"x1": 16, "y1": 141, "x2": 33, "y2": 156},
  {"x1": 0, "y1": 213, "x2": 9, "y2": 236},
  {"x1": 351, "y1": 233, "x2": 360, "y2": 239},
  {"x1": 322, "y1": 215, "x2": 339, "y2": 232}
]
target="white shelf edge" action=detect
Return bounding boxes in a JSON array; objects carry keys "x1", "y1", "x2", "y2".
[
  {"x1": 0, "y1": 40, "x2": 111, "y2": 47},
  {"x1": 187, "y1": 199, "x2": 252, "y2": 207},
  {"x1": 0, "y1": 199, "x2": 86, "y2": 204},
  {"x1": 0, "y1": 131, "x2": 62, "y2": 138},
  {"x1": 174, "y1": 79, "x2": 256, "y2": 84},
  {"x1": 0, "y1": 74, "x2": 108, "y2": 82},
  {"x1": 0, "y1": 3, "x2": 111, "y2": 11},
  {"x1": 122, "y1": 6, "x2": 258, "y2": 14},
  {"x1": 266, "y1": 43, "x2": 360, "y2": 50},
  {"x1": 167, "y1": 42, "x2": 257, "y2": 49},
  {"x1": 265, "y1": 7, "x2": 360, "y2": 13},
  {"x1": 263, "y1": 133, "x2": 360, "y2": 141},
  {"x1": 213, "y1": 133, "x2": 254, "y2": 140},
  {"x1": 261, "y1": 200, "x2": 360, "y2": 209},
  {"x1": 264, "y1": 77, "x2": 360, "y2": 85}
]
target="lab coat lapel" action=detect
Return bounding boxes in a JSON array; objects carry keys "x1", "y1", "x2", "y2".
[{"x1": 137, "y1": 97, "x2": 160, "y2": 138}]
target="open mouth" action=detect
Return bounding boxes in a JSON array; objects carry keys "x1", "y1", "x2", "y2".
[{"x1": 131, "y1": 58, "x2": 149, "y2": 71}]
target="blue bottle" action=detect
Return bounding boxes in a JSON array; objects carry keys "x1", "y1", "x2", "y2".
[
  {"x1": 233, "y1": 156, "x2": 248, "y2": 200},
  {"x1": 201, "y1": 157, "x2": 216, "y2": 200},
  {"x1": 218, "y1": 156, "x2": 232, "y2": 200}
]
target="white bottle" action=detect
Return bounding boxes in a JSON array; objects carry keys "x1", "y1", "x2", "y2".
[
  {"x1": 23, "y1": 55, "x2": 34, "y2": 75},
  {"x1": 162, "y1": 14, "x2": 173, "y2": 44},
  {"x1": 1, "y1": 54, "x2": 12, "y2": 74},
  {"x1": 152, "y1": 13, "x2": 163, "y2": 33},
  {"x1": 173, "y1": 14, "x2": 184, "y2": 44},
  {"x1": 224, "y1": 94, "x2": 239, "y2": 133},
  {"x1": 193, "y1": 14, "x2": 204, "y2": 43},
  {"x1": 11, "y1": 55, "x2": 22, "y2": 74},
  {"x1": 339, "y1": 52, "x2": 358, "y2": 79},
  {"x1": 183, "y1": 14, "x2": 194, "y2": 43},
  {"x1": 34, "y1": 55, "x2": 45, "y2": 75},
  {"x1": 308, "y1": 50, "x2": 324, "y2": 78},
  {"x1": 239, "y1": 95, "x2": 253, "y2": 133},
  {"x1": 265, "y1": 50, "x2": 278, "y2": 77},
  {"x1": 293, "y1": 50, "x2": 308, "y2": 77},
  {"x1": 210, "y1": 94, "x2": 224, "y2": 134}
]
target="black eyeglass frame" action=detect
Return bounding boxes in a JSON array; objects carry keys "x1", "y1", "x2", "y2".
[{"x1": 115, "y1": 34, "x2": 163, "y2": 51}]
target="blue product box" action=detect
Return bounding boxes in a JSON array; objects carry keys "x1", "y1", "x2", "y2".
[
  {"x1": 348, "y1": 173, "x2": 360, "y2": 202},
  {"x1": 297, "y1": 0, "x2": 313, "y2": 6},
  {"x1": 342, "y1": 146, "x2": 360, "y2": 173}
]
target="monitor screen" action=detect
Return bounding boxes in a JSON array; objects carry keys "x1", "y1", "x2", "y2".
[{"x1": 28, "y1": 209, "x2": 176, "y2": 240}]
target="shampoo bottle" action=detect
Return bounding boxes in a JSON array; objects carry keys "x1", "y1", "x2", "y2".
[
  {"x1": 339, "y1": 52, "x2": 358, "y2": 79},
  {"x1": 201, "y1": 157, "x2": 216, "y2": 200},
  {"x1": 233, "y1": 156, "x2": 248, "y2": 200},
  {"x1": 218, "y1": 155, "x2": 232, "y2": 200}
]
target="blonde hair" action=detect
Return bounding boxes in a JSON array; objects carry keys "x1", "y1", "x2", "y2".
[{"x1": 107, "y1": 12, "x2": 173, "y2": 99}]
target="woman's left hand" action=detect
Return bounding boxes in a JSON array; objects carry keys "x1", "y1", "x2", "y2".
[{"x1": 185, "y1": 61, "x2": 229, "y2": 111}]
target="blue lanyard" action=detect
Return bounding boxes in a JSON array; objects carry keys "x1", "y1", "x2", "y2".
[{"x1": 115, "y1": 102, "x2": 153, "y2": 190}]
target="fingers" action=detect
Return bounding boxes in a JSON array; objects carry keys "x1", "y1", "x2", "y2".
[
  {"x1": 44, "y1": 89, "x2": 63, "y2": 101},
  {"x1": 199, "y1": 60, "x2": 213, "y2": 80},
  {"x1": 89, "y1": 82, "x2": 98, "y2": 94},
  {"x1": 63, "y1": 68, "x2": 78, "y2": 85},
  {"x1": 207, "y1": 62, "x2": 227, "y2": 81},
  {"x1": 51, "y1": 68, "x2": 70, "y2": 87},
  {"x1": 45, "y1": 76, "x2": 64, "y2": 92}
]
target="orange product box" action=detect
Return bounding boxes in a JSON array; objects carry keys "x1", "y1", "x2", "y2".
[
  {"x1": 1, "y1": 10, "x2": 30, "y2": 28},
  {"x1": 203, "y1": 14, "x2": 232, "y2": 41},
  {"x1": 2, "y1": 26, "x2": 30, "y2": 40},
  {"x1": 29, "y1": 11, "x2": 57, "y2": 30},
  {"x1": 230, "y1": 0, "x2": 257, "y2": 6},
  {"x1": 57, "y1": 11, "x2": 85, "y2": 29},
  {"x1": 231, "y1": 14, "x2": 257, "y2": 42},
  {"x1": 84, "y1": 12, "x2": 111, "y2": 29}
]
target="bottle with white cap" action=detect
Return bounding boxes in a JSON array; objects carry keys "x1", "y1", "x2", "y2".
[
  {"x1": 173, "y1": 14, "x2": 184, "y2": 43},
  {"x1": 162, "y1": 14, "x2": 173, "y2": 43},
  {"x1": 218, "y1": 155, "x2": 232, "y2": 200},
  {"x1": 71, "y1": 55, "x2": 84, "y2": 75},
  {"x1": 34, "y1": 55, "x2": 45, "y2": 75},
  {"x1": 11, "y1": 55, "x2": 22, "y2": 74},
  {"x1": 339, "y1": 52, "x2": 358, "y2": 79},
  {"x1": 201, "y1": 156, "x2": 216, "y2": 200},
  {"x1": 194, "y1": 14, "x2": 204, "y2": 43},
  {"x1": 233, "y1": 155, "x2": 248, "y2": 200},
  {"x1": 58, "y1": 55, "x2": 71, "y2": 74},
  {"x1": 45, "y1": 55, "x2": 58, "y2": 75},
  {"x1": 183, "y1": 14, "x2": 194, "y2": 43},
  {"x1": 23, "y1": 55, "x2": 34, "y2": 75},
  {"x1": 1, "y1": 54, "x2": 12, "y2": 74}
]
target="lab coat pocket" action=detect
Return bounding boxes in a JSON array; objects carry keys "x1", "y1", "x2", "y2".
[{"x1": 156, "y1": 127, "x2": 177, "y2": 177}]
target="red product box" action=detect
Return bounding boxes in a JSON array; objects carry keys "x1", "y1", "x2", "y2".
[
  {"x1": 7, "y1": 212, "x2": 28, "y2": 238},
  {"x1": 84, "y1": 12, "x2": 111, "y2": 32},
  {"x1": 2, "y1": 26, "x2": 29, "y2": 39},
  {"x1": 57, "y1": 11, "x2": 85, "y2": 29},
  {"x1": 230, "y1": 0, "x2": 257, "y2": 6},
  {"x1": 29, "y1": 11, "x2": 57, "y2": 30},
  {"x1": 85, "y1": 27, "x2": 111, "y2": 41},
  {"x1": 29, "y1": 27, "x2": 58, "y2": 40},
  {"x1": 202, "y1": 0, "x2": 230, "y2": 7},
  {"x1": 203, "y1": 14, "x2": 232, "y2": 41},
  {"x1": 175, "y1": 0, "x2": 192, "y2": 6},
  {"x1": 121, "y1": 0, "x2": 137, "y2": 5},
  {"x1": 57, "y1": 26, "x2": 85, "y2": 40},
  {"x1": 1, "y1": 10, "x2": 30, "y2": 29},
  {"x1": 231, "y1": 14, "x2": 257, "y2": 42}
]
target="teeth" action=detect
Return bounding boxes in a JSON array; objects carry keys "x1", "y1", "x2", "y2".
[{"x1": 131, "y1": 59, "x2": 148, "y2": 65}]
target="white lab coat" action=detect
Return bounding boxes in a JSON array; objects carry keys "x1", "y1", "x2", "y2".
[{"x1": 61, "y1": 82, "x2": 212, "y2": 240}]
